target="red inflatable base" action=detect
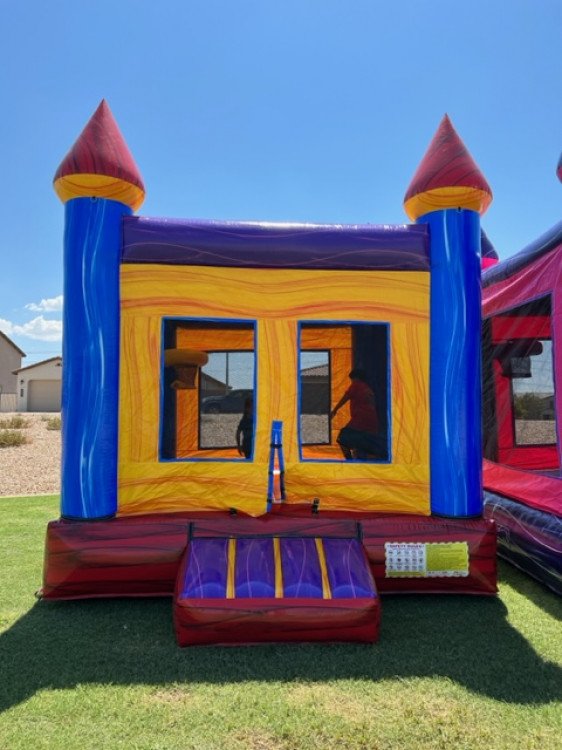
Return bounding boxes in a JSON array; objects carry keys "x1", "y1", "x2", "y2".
[
  {"x1": 42, "y1": 511, "x2": 497, "y2": 600},
  {"x1": 362, "y1": 515, "x2": 497, "y2": 595},
  {"x1": 174, "y1": 597, "x2": 380, "y2": 646}
]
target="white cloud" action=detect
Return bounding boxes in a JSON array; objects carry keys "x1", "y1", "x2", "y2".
[
  {"x1": 0, "y1": 316, "x2": 62, "y2": 342},
  {"x1": 25, "y1": 295, "x2": 63, "y2": 312}
]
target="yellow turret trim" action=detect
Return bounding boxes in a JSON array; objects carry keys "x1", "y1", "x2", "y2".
[
  {"x1": 404, "y1": 185, "x2": 492, "y2": 222},
  {"x1": 54, "y1": 173, "x2": 145, "y2": 211}
]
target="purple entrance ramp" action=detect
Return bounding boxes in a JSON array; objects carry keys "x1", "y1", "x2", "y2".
[{"x1": 174, "y1": 528, "x2": 381, "y2": 646}]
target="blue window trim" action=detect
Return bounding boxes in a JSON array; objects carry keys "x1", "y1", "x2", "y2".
[
  {"x1": 159, "y1": 316, "x2": 258, "y2": 463},
  {"x1": 297, "y1": 320, "x2": 392, "y2": 465}
]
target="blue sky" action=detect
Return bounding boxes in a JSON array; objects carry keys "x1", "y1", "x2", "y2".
[{"x1": 1, "y1": 1, "x2": 560, "y2": 364}]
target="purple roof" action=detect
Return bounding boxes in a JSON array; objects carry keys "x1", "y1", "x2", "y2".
[
  {"x1": 480, "y1": 228, "x2": 498, "y2": 260},
  {"x1": 122, "y1": 216, "x2": 430, "y2": 271},
  {"x1": 482, "y1": 221, "x2": 562, "y2": 288}
]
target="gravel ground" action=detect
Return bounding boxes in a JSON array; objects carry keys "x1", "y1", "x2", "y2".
[
  {"x1": 514, "y1": 419, "x2": 556, "y2": 445},
  {"x1": 0, "y1": 413, "x2": 61, "y2": 497}
]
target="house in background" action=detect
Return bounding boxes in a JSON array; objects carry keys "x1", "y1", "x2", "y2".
[
  {"x1": 301, "y1": 363, "x2": 330, "y2": 414},
  {"x1": 0, "y1": 331, "x2": 25, "y2": 412},
  {"x1": 15, "y1": 356, "x2": 62, "y2": 412},
  {"x1": 200, "y1": 371, "x2": 229, "y2": 396}
]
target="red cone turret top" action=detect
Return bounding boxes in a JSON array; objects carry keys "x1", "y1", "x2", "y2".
[
  {"x1": 53, "y1": 100, "x2": 145, "y2": 211},
  {"x1": 557, "y1": 152, "x2": 562, "y2": 184},
  {"x1": 404, "y1": 115, "x2": 492, "y2": 221}
]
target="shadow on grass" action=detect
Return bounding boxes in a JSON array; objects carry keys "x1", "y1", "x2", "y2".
[
  {"x1": 1, "y1": 587, "x2": 561, "y2": 713},
  {"x1": 498, "y1": 559, "x2": 562, "y2": 621}
]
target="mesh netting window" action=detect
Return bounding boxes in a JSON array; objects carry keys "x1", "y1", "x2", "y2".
[
  {"x1": 482, "y1": 294, "x2": 558, "y2": 470},
  {"x1": 298, "y1": 322, "x2": 390, "y2": 462},
  {"x1": 199, "y1": 352, "x2": 254, "y2": 450},
  {"x1": 512, "y1": 338, "x2": 556, "y2": 446},
  {"x1": 161, "y1": 320, "x2": 255, "y2": 460},
  {"x1": 300, "y1": 351, "x2": 331, "y2": 445}
]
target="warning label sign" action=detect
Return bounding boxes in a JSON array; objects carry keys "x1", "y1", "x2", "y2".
[{"x1": 384, "y1": 542, "x2": 469, "y2": 578}]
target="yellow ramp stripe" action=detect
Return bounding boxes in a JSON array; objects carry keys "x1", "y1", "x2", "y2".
[
  {"x1": 226, "y1": 538, "x2": 237, "y2": 599},
  {"x1": 273, "y1": 537, "x2": 284, "y2": 598},
  {"x1": 315, "y1": 538, "x2": 332, "y2": 600}
]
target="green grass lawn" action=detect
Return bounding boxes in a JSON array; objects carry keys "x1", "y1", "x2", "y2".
[{"x1": 0, "y1": 495, "x2": 561, "y2": 750}]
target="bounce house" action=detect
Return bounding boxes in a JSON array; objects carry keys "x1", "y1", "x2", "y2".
[
  {"x1": 42, "y1": 103, "x2": 497, "y2": 645},
  {"x1": 482, "y1": 157, "x2": 562, "y2": 595}
]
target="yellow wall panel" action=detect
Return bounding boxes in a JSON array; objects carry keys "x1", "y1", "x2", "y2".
[
  {"x1": 119, "y1": 265, "x2": 430, "y2": 516},
  {"x1": 119, "y1": 460, "x2": 267, "y2": 516},
  {"x1": 119, "y1": 314, "x2": 161, "y2": 464}
]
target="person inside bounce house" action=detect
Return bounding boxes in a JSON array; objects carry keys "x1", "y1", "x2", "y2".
[{"x1": 330, "y1": 369, "x2": 386, "y2": 460}]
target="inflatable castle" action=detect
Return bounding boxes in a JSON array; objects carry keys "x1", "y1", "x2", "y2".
[
  {"x1": 482, "y1": 155, "x2": 562, "y2": 596},
  {"x1": 42, "y1": 103, "x2": 497, "y2": 645}
]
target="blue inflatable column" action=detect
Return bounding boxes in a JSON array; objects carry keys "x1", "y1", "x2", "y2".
[
  {"x1": 403, "y1": 114, "x2": 493, "y2": 518},
  {"x1": 60, "y1": 198, "x2": 131, "y2": 519},
  {"x1": 423, "y1": 209, "x2": 482, "y2": 517},
  {"x1": 53, "y1": 100, "x2": 146, "y2": 519}
]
